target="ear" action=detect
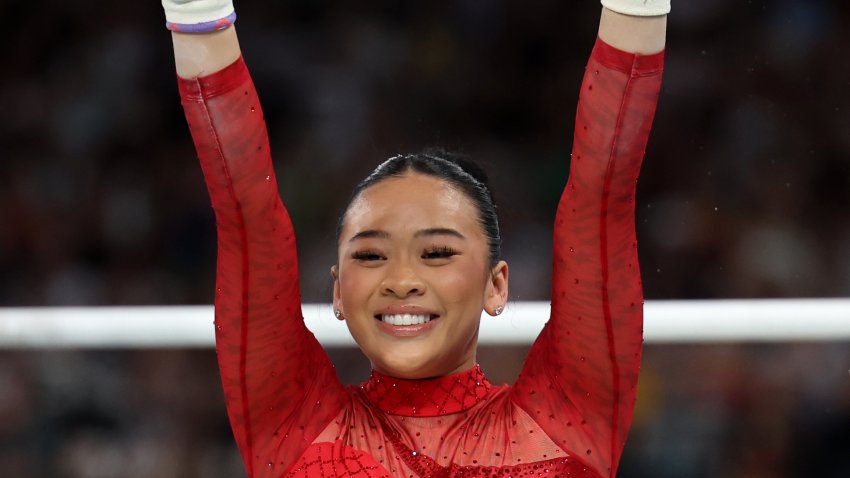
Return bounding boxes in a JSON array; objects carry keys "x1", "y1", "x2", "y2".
[
  {"x1": 483, "y1": 260, "x2": 509, "y2": 317},
  {"x1": 330, "y1": 265, "x2": 344, "y2": 321}
]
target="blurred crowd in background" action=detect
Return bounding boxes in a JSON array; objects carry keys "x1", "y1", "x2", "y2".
[{"x1": 1, "y1": 0, "x2": 848, "y2": 476}]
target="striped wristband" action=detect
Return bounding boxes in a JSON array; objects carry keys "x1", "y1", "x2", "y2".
[
  {"x1": 166, "y1": 11, "x2": 236, "y2": 33},
  {"x1": 162, "y1": 0, "x2": 236, "y2": 33}
]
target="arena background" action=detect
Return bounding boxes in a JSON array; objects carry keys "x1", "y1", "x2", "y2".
[{"x1": 1, "y1": 0, "x2": 849, "y2": 476}]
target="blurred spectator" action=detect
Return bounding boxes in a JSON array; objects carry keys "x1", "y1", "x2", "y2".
[{"x1": 1, "y1": 0, "x2": 849, "y2": 476}]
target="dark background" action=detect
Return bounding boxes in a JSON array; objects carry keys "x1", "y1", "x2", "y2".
[{"x1": 1, "y1": 1, "x2": 848, "y2": 476}]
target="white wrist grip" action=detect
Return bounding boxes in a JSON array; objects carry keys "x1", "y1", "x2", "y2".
[
  {"x1": 601, "y1": 0, "x2": 671, "y2": 16},
  {"x1": 162, "y1": 0, "x2": 235, "y2": 26}
]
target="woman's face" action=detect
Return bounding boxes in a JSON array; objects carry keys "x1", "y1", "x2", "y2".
[{"x1": 333, "y1": 172, "x2": 508, "y2": 379}]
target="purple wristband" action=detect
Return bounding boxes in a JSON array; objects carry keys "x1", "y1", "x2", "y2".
[{"x1": 166, "y1": 11, "x2": 236, "y2": 33}]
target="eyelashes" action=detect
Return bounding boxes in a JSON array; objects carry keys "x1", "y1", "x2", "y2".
[
  {"x1": 351, "y1": 246, "x2": 459, "y2": 262},
  {"x1": 351, "y1": 249, "x2": 384, "y2": 261},
  {"x1": 421, "y1": 246, "x2": 458, "y2": 259}
]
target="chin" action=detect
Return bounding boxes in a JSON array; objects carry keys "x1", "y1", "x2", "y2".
[{"x1": 371, "y1": 348, "x2": 442, "y2": 379}]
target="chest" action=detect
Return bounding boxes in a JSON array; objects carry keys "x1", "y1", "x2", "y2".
[{"x1": 284, "y1": 392, "x2": 600, "y2": 478}]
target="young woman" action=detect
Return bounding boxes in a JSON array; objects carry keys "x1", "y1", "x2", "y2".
[{"x1": 164, "y1": 1, "x2": 669, "y2": 476}]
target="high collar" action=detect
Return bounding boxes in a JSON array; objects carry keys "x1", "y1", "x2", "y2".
[{"x1": 360, "y1": 365, "x2": 492, "y2": 417}]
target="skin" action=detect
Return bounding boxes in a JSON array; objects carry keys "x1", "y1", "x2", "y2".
[
  {"x1": 598, "y1": 8, "x2": 667, "y2": 55},
  {"x1": 332, "y1": 173, "x2": 508, "y2": 379},
  {"x1": 169, "y1": 6, "x2": 667, "y2": 378}
]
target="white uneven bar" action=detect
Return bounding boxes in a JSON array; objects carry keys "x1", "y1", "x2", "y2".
[{"x1": 0, "y1": 299, "x2": 849, "y2": 348}]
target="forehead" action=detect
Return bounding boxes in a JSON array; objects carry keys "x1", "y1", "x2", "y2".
[{"x1": 343, "y1": 173, "x2": 480, "y2": 238}]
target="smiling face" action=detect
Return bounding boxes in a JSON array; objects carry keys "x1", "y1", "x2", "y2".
[{"x1": 333, "y1": 172, "x2": 508, "y2": 379}]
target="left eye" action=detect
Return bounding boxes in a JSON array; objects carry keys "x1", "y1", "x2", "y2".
[{"x1": 422, "y1": 247, "x2": 457, "y2": 259}]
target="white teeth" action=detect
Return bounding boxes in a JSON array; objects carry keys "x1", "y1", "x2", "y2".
[{"x1": 381, "y1": 314, "x2": 431, "y2": 326}]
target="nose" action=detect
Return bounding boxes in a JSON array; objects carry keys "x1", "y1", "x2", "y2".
[{"x1": 381, "y1": 262, "x2": 426, "y2": 298}]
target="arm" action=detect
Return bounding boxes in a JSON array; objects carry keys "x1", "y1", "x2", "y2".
[
  {"x1": 165, "y1": 5, "x2": 346, "y2": 476},
  {"x1": 598, "y1": 7, "x2": 667, "y2": 55},
  {"x1": 172, "y1": 26, "x2": 241, "y2": 79},
  {"x1": 513, "y1": 4, "x2": 667, "y2": 477}
]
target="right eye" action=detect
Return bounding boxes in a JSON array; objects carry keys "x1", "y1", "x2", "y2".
[{"x1": 351, "y1": 250, "x2": 385, "y2": 261}]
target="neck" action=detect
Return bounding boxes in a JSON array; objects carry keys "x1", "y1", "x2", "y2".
[{"x1": 360, "y1": 364, "x2": 492, "y2": 417}]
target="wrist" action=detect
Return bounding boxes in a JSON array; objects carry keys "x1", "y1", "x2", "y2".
[{"x1": 601, "y1": 0, "x2": 670, "y2": 16}]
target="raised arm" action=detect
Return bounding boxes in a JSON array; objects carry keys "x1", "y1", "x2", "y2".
[
  {"x1": 513, "y1": 4, "x2": 667, "y2": 478},
  {"x1": 598, "y1": 6, "x2": 667, "y2": 55},
  {"x1": 164, "y1": 3, "x2": 345, "y2": 476},
  {"x1": 172, "y1": 26, "x2": 241, "y2": 79}
]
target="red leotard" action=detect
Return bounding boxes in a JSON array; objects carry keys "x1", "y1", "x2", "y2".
[{"x1": 177, "y1": 37, "x2": 663, "y2": 478}]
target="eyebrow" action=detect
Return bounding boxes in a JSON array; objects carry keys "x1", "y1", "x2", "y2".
[
  {"x1": 349, "y1": 230, "x2": 391, "y2": 242},
  {"x1": 415, "y1": 228, "x2": 466, "y2": 239},
  {"x1": 348, "y1": 228, "x2": 465, "y2": 242}
]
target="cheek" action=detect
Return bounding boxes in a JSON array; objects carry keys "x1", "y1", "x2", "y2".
[
  {"x1": 338, "y1": 266, "x2": 376, "y2": 304},
  {"x1": 428, "y1": 264, "x2": 487, "y2": 306},
  {"x1": 338, "y1": 270, "x2": 360, "y2": 300}
]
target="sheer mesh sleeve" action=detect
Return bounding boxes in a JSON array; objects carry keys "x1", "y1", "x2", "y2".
[
  {"x1": 177, "y1": 57, "x2": 346, "y2": 477},
  {"x1": 512, "y1": 38, "x2": 664, "y2": 478}
]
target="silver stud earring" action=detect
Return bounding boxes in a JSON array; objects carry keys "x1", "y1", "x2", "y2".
[
  {"x1": 334, "y1": 309, "x2": 342, "y2": 319},
  {"x1": 494, "y1": 305, "x2": 504, "y2": 316}
]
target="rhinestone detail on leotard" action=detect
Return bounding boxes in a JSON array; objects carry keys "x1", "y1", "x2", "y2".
[{"x1": 361, "y1": 365, "x2": 491, "y2": 417}]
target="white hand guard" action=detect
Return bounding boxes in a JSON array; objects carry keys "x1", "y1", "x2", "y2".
[{"x1": 601, "y1": 0, "x2": 671, "y2": 16}]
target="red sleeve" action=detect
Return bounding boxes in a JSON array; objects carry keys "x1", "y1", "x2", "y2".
[
  {"x1": 177, "y1": 57, "x2": 346, "y2": 477},
  {"x1": 512, "y1": 38, "x2": 664, "y2": 477}
]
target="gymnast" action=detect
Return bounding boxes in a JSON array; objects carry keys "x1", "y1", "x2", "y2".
[{"x1": 163, "y1": 0, "x2": 668, "y2": 476}]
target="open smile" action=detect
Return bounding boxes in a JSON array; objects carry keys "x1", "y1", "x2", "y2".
[
  {"x1": 373, "y1": 309, "x2": 441, "y2": 337},
  {"x1": 375, "y1": 313, "x2": 440, "y2": 326}
]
